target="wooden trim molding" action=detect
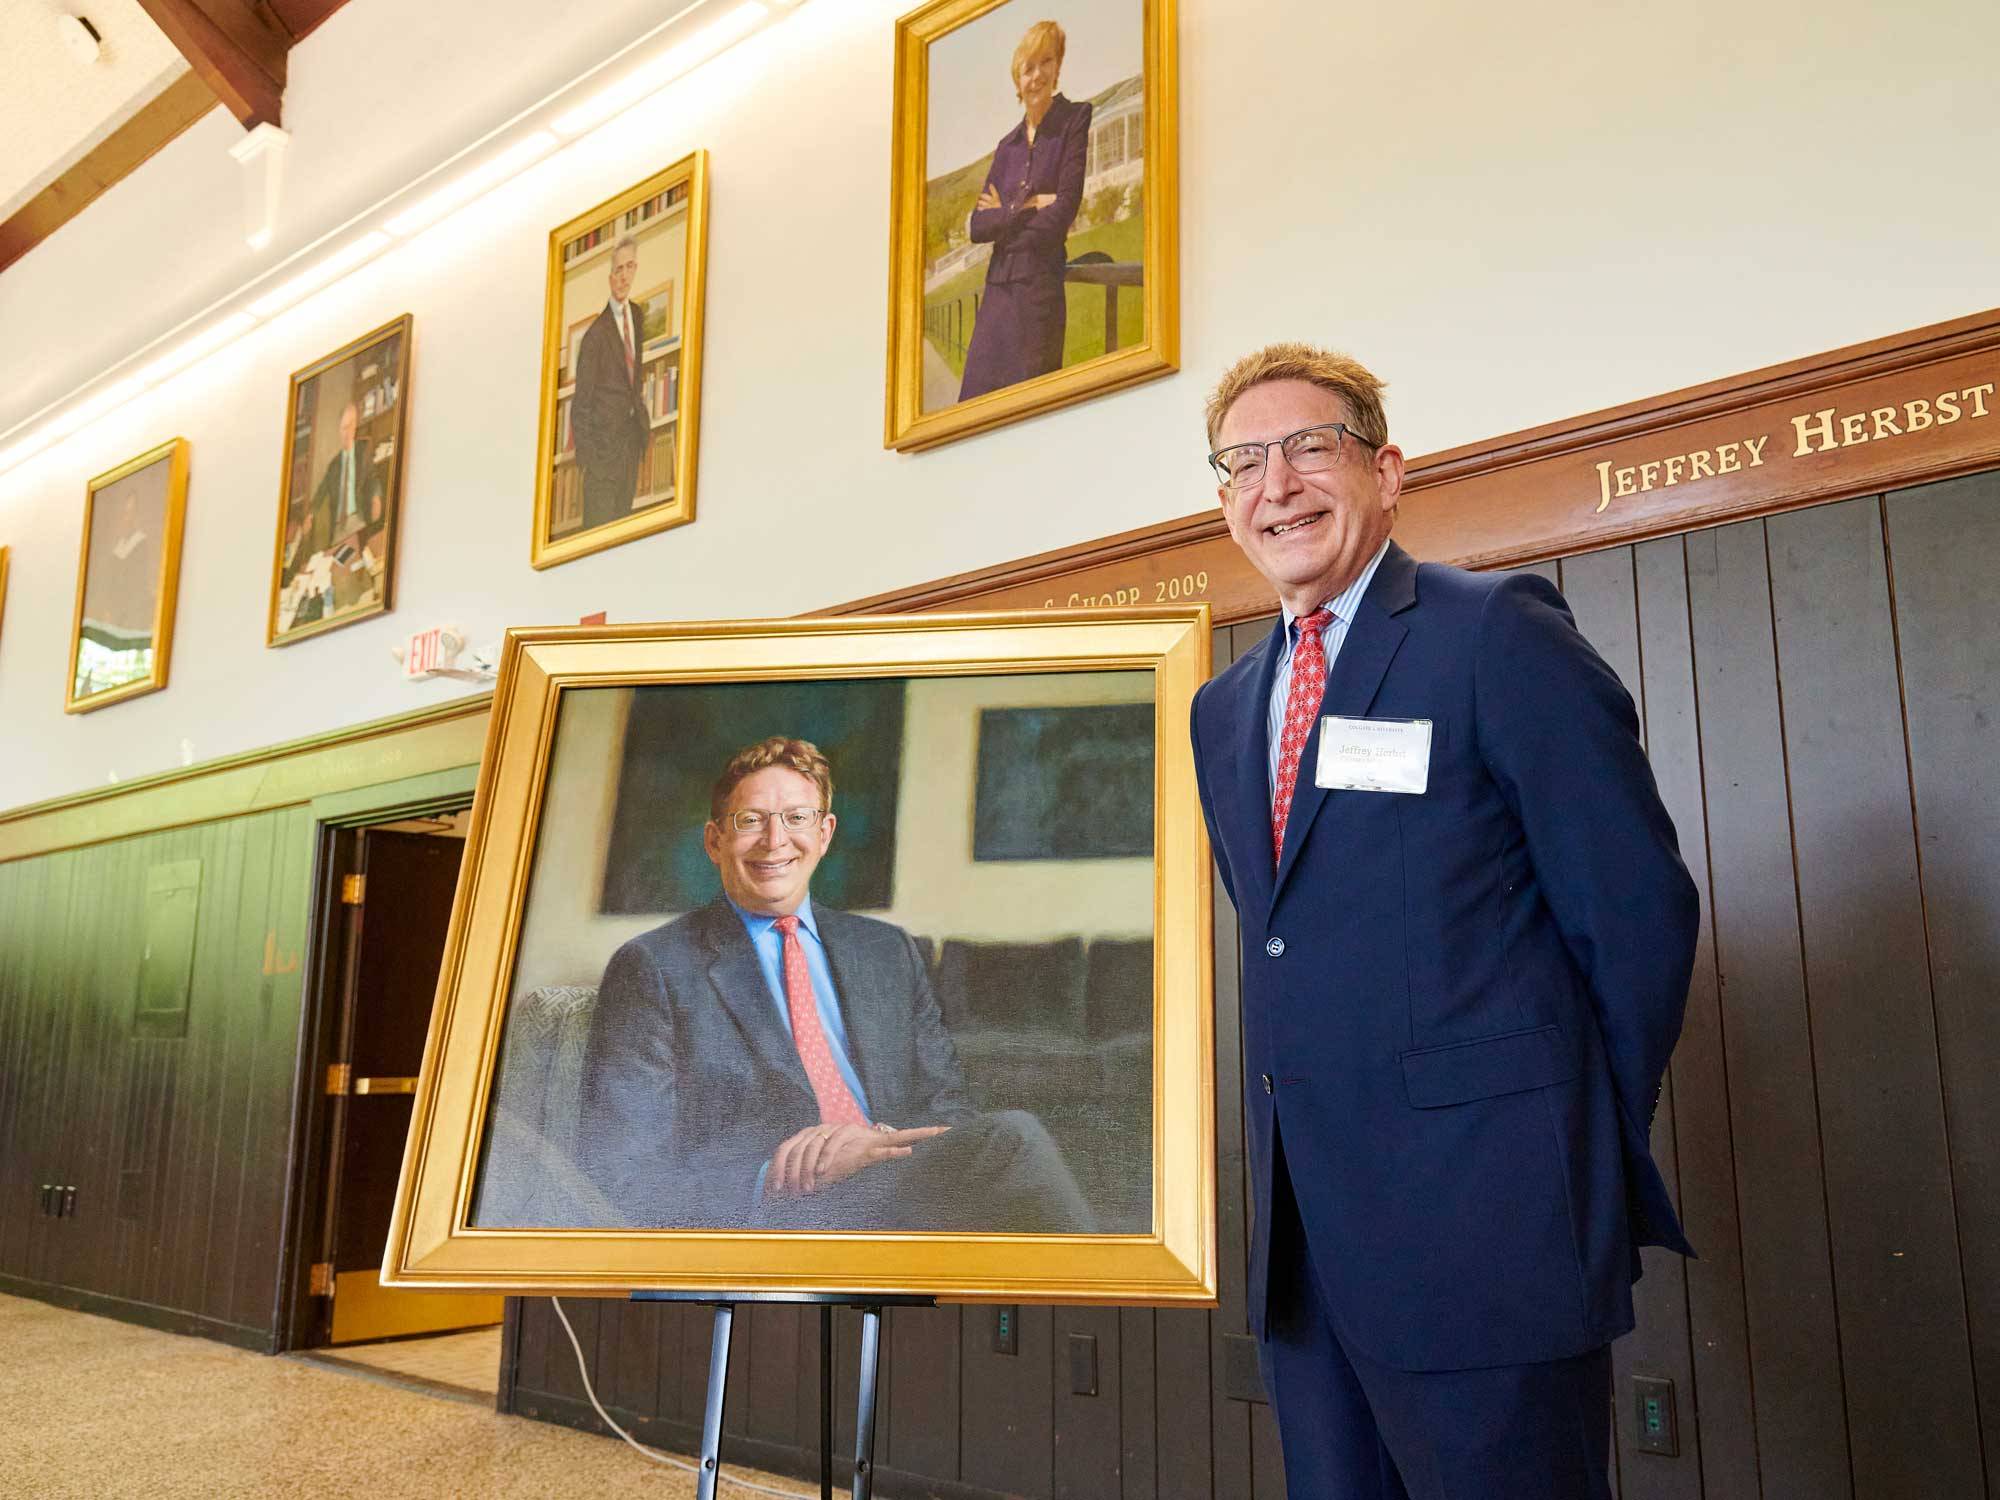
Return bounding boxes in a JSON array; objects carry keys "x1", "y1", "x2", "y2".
[
  {"x1": 0, "y1": 693, "x2": 492, "y2": 865},
  {"x1": 837, "y1": 306, "x2": 2000, "y2": 624}
]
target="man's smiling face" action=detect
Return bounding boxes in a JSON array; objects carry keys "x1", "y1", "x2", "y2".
[
  {"x1": 1213, "y1": 379, "x2": 1403, "y2": 617},
  {"x1": 704, "y1": 765, "x2": 835, "y2": 917}
]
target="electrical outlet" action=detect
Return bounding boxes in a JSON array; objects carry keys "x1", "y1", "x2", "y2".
[
  {"x1": 1633, "y1": 1375, "x2": 1678, "y2": 1457},
  {"x1": 992, "y1": 1305, "x2": 1018, "y2": 1356},
  {"x1": 1068, "y1": 1333, "x2": 1098, "y2": 1396}
]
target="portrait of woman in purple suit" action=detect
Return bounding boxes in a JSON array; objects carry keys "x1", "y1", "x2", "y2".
[{"x1": 957, "y1": 20, "x2": 1093, "y2": 402}]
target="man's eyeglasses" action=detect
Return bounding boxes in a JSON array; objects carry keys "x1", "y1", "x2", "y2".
[
  {"x1": 1208, "y1": 423, "x2": 1377, "y2": 490},
  {"x1": 718, "y1": 807, "x2": 827, "y2": 835}
]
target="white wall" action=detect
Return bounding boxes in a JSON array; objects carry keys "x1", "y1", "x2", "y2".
[{"x1": 2, "y1": 0, "x2": 1997, "y2": 809}]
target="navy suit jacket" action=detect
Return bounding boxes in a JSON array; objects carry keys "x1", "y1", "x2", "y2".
[
  {"x1": 1190, "y1": 542, "x2": 1699, "y2": 1372},
  {"x1": 575, "y1": 898, "x2": 972, "y2": 1227}
]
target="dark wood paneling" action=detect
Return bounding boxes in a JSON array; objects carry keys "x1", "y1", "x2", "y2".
[
  {"x1": 887, "y1": 1303, "x2": 960, "y2": 1478},
  {"x1": 1119, "y1": 1307, "x2": 1158, "y2": 1498},
  {"x1": 1766, "y1": 496, "x2": 1983, "y2": 1497},
  {"x1": 1636, "y1": 533, "x2": 1758, "y2": 1500},
  {"x1": 0, "y1": 805, "x2": 314, "y2": 1349},
  {"x1": 1882, "y1": 469, "x2": 2000, "y2": 1498},
  {"x1": 1564, "y1": 546, "x2": 1703, "y2": 1500},
  {"x1": 1053, "y1": 1307, "x2": 1121, "y2": 1498},
  {"x1": 1686, "y1": 518, "x2": 1852, "y2": 1497},
  {"x1": 963, "y1": 1301, "x2": 1055, "y2": 1496}
]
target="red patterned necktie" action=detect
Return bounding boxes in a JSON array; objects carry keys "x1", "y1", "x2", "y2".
[
  {"x1": 773, "y1": 915, "x2": 869, "y2": 1127},
  {"x1": 1272, "y1": 609, "x2": 1335, "y2": 867}
]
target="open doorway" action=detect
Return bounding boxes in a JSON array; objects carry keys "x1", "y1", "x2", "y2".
[{"x1": 283, "y1": 798, "x2": 505, "y2": 1356}]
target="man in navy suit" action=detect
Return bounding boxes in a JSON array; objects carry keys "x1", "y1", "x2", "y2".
[
  {"x1": 571, "y1": 235, "x2": 650, "y2": 532},
  {"x1": 1189, "y1": 344, "x2": 1699, "y2": 1498},
  {"x1": 576, "y1": 735, "x2": 1093, "y2": 1234}
]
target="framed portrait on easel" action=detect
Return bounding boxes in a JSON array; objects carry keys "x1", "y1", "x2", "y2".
[
  {"x1": 531, "y1": 150, "x2": 710, "y2": 569},
  {"x1": 384, "y1": 608, "x2": 1217, "y2": 1305},
  {"x1": 886, "y1": 0, "x2": 1179, "y2": 452}
]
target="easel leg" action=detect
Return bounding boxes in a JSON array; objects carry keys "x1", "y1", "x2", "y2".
[
  {"x1": 697, "y1": 1304, "x2": 735, "y2": 1500},
  {"x1": 851, "y1": 1306, "x2": 883, "y2": 1500},
  {"x1": 821, "y1": 1305, "x2": 834, "y2": 1500}
]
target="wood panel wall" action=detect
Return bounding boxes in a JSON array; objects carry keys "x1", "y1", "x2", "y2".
[
  {"x1": 0, "y1": 804, "x2": 315, "y2": 1349},
  {"x1": 506, "y1": 474, "x2": 1997, "y2": 1498}
]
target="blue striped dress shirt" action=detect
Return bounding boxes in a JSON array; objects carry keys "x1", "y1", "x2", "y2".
[{"x1": 1266, "y1": 540, "x2": 1392, "y2": 802}]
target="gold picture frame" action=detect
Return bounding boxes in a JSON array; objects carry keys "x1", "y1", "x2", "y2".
[
  {"x1": 532, "y1": 150, "x2": 710, "y2": 569},
  {"x1": 0, "y1": 545, "x2": 10, "y2": 664},
  {"x1": 885, "y1": 0, "x2": 1179, "y2": 452},
  {"x1": 268, "y1": 314, "x2": 415, "y2": 647},
  {"x1": 385, "y1": 608, "x2": 1217, "y2": 1303},
  {"x1": 65, "y1": 437, "x2": 189, "y2": 714}
]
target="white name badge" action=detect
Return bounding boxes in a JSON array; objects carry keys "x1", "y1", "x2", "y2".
[{"x1": 1315, "y1": 716, "x2": 1432, "y2": 794}]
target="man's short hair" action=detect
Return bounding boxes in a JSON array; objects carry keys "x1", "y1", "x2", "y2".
[
  {"x1": 1011, "y1": 20, "x2": 1066, "y2": 88},
  {"x1": 709, "y1": 736, "x2": 833, "y2": 822},
  {"x1": 1204, "y1": 343, "x2": 1390, "y2": 450},
  {"x1": 612, "y1": 235, "x2": 639, "y2": 262}
]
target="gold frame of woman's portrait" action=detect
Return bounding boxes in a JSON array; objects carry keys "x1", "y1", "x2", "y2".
[
  {"x1": 64, "y1": 437, "x2": 190, "y2": 715},
  {"x1": 531, "y1": 150, "x2": 710, "y2": 570},
  {"x1": 0, "y1": 545, "x2": 10, "y2": 665},
  {"x1": 384, "y1": 608, "x2": 1217, "y2": 1304},
  {"x1": 884, "y1": 0, "x2": 1179, "y2": 452},
  {"x1": 266, "y1": 314, "x2": 415, "y2": 648}
]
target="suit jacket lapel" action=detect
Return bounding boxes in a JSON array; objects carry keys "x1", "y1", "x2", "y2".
[
  {"x1": 1224, "y1": 621, "x2": 1285, "y2": 919},
  {"x1": 1272, "y1": 544, "x2": 1419, "y2": 901},
  {"x1": 697, "y1": 901, "x2": 813, "y2": 1096},
  {"x1": 814, "y1": 908, "x2": 893, "y2": 1113}
]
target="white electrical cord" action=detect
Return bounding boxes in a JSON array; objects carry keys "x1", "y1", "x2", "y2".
[{"x1": 549, "y1": 1296, "x2": 822, "y2": 1498}]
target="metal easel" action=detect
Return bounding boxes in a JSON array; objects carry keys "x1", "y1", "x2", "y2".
[{"x1": 632, "y1": 1290, "x2": 937, "y2": 1500}]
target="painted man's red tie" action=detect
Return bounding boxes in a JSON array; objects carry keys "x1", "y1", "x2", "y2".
[
  {"x1": 1272, "y1": 609, "x2": 1335, "y2": 867},
  {"x1": 773, "y1": 915, "x2": 869, "y2": 1126}
]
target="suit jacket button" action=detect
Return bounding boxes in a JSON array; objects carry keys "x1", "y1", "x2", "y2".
[
  {"x1": 1261, "y1": 1074, "x2": 1274, "y2": 1094},
  {"x1": 1264, "y1": 937, "x2": 1285, "y2": 957}
]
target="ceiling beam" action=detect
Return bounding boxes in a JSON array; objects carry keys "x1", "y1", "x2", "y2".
[
  {"x1": 0, "y1": 71, "x2": 218, "y2": 275},
  {"x1": 135, "y1": 0, "x2": 289, "y2": 128}
]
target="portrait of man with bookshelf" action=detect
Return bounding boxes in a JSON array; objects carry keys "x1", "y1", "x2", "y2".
[
  {"x1": 267, "y1": 315, "x2": 413, "y2": 647},
  {"x1": 533, "y1": 151, "x2": 709, "y2": 568}
]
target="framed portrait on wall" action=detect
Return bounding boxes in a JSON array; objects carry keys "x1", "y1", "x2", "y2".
[
  {"x1": 885, "y1": 0, "x2": 1178, "y2": 452},
  {"x1": 0, "y1": 545, "x2": 9, "y2": 666},
  {"x1": 268, "y1": 315, "x2": 414, "y2": 647},
  {"x1": 532, "y1": 150, "x2": 710, "y2": 569},
  {"x1": 385, "y1": 609, "x2": 1216, "y2": 1304},
  {"x1": 65, "y1": 438, "x2": 189, "y2": 714}
]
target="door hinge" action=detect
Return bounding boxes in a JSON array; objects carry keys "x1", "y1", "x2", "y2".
[
  {"x1": 340, "y1": 874, "x2": 366, "y2": 906},
  {"x1": 309, "y1": 1262, "x2": 336, "y2": 1297},
  {"x1": 326, "y1": 1063, "x2": 352, "y2": 1095}
]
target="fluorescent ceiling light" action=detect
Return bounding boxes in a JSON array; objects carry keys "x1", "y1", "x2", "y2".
[
  {"x1": 248, "y1": 231, "x2": 393, "y2": 319},
  {"x1": 132, "y1": 313, "x2": 261, "y2": 388},
  {"x1": 385, "y1": 131, "x2": 560, "y2": 237},
  {"x1": 551, "y1": 2, "x2": 767, "y2": 137}
]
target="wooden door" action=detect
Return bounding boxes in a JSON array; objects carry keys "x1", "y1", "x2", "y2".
[{"x1": 319, "y1": 826, "x2": 502, "y2": 1344}]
